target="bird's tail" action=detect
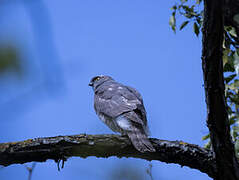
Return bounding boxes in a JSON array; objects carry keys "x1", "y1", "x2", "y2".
[{"x1": 127, "y1": 129, "x2": 155, "y2": 153}]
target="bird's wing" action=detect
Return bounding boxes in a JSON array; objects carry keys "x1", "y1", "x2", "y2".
[
  {"x1": 94, "y1": 83, "x2": 145, "y2": 125},
  {"x1": 125, "y1": 86, "x2": 143, "y2": 103},
  {"x1": 125, "y1": 86, "x2": 147, "y2": 126}
]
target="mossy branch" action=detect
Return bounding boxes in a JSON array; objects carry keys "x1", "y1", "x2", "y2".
[{"x1": 0, "y1": 134, "x2": 216, "y2": 178}]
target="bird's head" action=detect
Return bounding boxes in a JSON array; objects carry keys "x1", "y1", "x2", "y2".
[{"x1": 89, "y1": 75, "x2": 113, "y2": 89}]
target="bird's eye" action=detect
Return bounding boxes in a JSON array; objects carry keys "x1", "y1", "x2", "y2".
[{"x1": 95, "y1": 77, "x2": 101, "y2": 81}]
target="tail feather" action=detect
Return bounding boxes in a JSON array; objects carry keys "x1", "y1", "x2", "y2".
[{"x1": 127, "y1": 130, "x2": 155, "y2": 152}]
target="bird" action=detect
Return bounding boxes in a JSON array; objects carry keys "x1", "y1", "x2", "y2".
[{"x1": 89, "y1": 75, "x2": 155, "y2": 152}]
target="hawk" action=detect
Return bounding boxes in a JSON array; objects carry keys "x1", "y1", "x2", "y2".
[{"x1": 89, "y1": 75, "x2": 155, "y2": 152}]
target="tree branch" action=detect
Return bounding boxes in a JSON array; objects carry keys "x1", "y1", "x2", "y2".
[
  {"x1": 0, "y1": 134, "x2": 216, "y2": 178},
  {"x1": 202, "y1": 0, "x2": 239, "y2": 179}
]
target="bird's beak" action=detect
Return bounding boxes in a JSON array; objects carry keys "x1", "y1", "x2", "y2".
[{"x1": 89, "y1": 82, "x2": 93, "y2": 86}]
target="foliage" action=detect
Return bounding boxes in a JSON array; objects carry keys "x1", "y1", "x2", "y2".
[
  {"x1": 0, "y1": 45, "x2": 22, "y2": 76},
  {"x1": 170, "y1": 0, "x2": 239, "y2": 153},
  {"x1": 169, "y1": 0, "x2": 203, "y2": 36}
]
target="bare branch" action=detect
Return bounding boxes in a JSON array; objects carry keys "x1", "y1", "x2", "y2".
[{"x1": 0, "y1": 134, "x2": 216, "y2": 178}]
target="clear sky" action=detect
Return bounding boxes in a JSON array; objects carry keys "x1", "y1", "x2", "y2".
[{"x1": 0, "y1": 0, "x2": 210, "y2": 180}]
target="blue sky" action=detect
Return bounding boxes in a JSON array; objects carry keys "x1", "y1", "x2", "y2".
[{"x1": 0, "y1": 0, "x2": 210, "y2": 180}]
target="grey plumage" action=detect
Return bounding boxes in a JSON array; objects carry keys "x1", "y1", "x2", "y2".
[{"x1": 89, "y1": 75, "x2": 155, "y2": 152}]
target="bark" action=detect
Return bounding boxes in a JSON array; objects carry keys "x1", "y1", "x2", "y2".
[
  {"x1": 0, "y1": 134, "x2": 216, "y2": 178},
  {"x1": 202, "y1": 0, "x2": 239, "y2": 179}
]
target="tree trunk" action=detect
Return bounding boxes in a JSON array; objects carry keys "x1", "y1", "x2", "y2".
[{"x1": 202, "y1": 0, "x2": 239, "y2": 179}]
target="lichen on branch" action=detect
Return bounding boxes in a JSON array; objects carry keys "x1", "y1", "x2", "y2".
[{"x1": 0, "y1": 134, "x2": 216, "y2": 178}]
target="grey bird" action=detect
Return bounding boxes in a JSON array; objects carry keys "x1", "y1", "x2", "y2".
[{"x1": 89, "y1": 75, "x2": 155, "y2": 152}]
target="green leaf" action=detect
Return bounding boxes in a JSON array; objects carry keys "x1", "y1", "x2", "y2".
[
  {"x1": 180, "y1": 0, "x2": 188, "y2": 3},
  {"x1": 229, "y1": 27, "x2": 237, "y2": 37},
  {"x1": 170, "y1": 5, "x2": 177, "y2": 10},
  {"x1": 235, "y1": 139, "x2": 239, "y2": 158},
  {"x1": 233, "y1": 50, "x2": 239, "y2": 75},
  {"x1": 185, "y1": 14, "x2": 193, "y2": 18},
  {"x1": 196, "y1": 0, "x2": 202, "y2": 4},
  {"x1": 233, "y1": 126, "x2": 239, "y2": 132},
  {"x1": 225, "y1": 74, "x2": 237, "y2": 83},
  {"x1": 229, "y1": 115, "x2": 237, "y2": 125},
  {"x1": 224, "y1": 55, "x2": 235, "y2": 72},
  {"x1": 202, "y1": 134, "x2": 210, "y2": 140},
  {"x1": 227, "y1": 105, "x2": 234, "y2": 114},
  {"x1": 193, "y1": 22, "x2": 200, "y2": 36},
  {"x1": 229, "y1": 118, "x2": 236, "y2": 125},
  {"x1": 196, "y1": 17, "x2": 202, "y2": 26},
  {"x1": 232, "y1": 129, "x2": 238, "y2": 141},
  {"x1": 234, "y1": 79, "x2": 239, "y2": 87},
  {"x1": 182, "y1": 5, "x2": 191, "y2": 12},
  {"x1": 204, "y1": 140, "x2": 211, "y2": 149},
  {"x1": 169, "y1": 15, "x2": 176, "y2": 33},
  {"x1": 227, "y1": 83, "x2": 238, "y2": 93},
  {"x1": 223, "y1": 48, "x2": 231, "y2": 67},
  {"x1": 180, "y1": 21, "x2": 189, "y2": 30},
  {"x1": 229, "y1": 94, "x2": 239, "y2": 104},
  {"x1": 233, "y1": 14, "x2": 239, "y2": 26}
]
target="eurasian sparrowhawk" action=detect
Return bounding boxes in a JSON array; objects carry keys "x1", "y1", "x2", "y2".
[{"x1": 89, "y1": 75, "x2": 155, "y2": 152}]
